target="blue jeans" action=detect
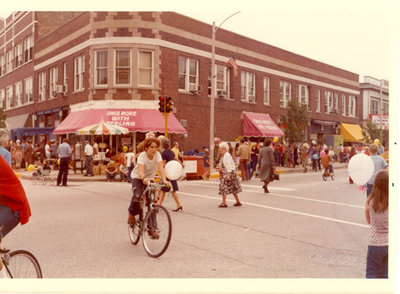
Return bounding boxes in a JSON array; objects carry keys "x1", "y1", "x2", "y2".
[
  {"x1": 0, "y1": 205, "x2": 20, "y2": 238},
  {"x1": 128, "y1": 178, "x2": 146, "y2": 216},
  {"x1": 366, "y1": 245, "x2": 388, "y2": 278}
]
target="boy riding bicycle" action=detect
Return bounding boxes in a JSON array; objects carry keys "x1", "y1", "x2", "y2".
[{"x1": 320, "y1": 148, "x2": 333, "y2": 175}]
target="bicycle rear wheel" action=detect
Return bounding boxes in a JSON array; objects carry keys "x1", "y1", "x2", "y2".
[
  {"x1": 128, "y1": 214, "x2": 142, "y2": 245},
  {"x1": 6, "y1": 250, "x2": 43, "y2": 278},
  {"x1": 142, "y1": 205, "x2": 172, "y2": 258}
]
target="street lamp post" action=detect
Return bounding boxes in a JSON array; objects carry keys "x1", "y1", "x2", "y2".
[{"x1": 209, "y1": 11, "x2": 240, "y2": 169}]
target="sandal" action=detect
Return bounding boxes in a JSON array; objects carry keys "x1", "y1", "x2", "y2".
[
  {"x1": 233, "y1": 202, "x2": 242, "y2": 206},
  {"x1": 218, "y1": 203, "x2": 228, "y2": 208}
]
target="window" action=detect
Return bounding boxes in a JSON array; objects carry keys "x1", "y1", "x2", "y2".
[
  {"x1": 342, "y1": 94, "x2": 346, "y2": 116},
  {"x1": 370, "y1": 99, "x2": 379, "y2": 115},
  {"x1": 6, "y1": 50, "x2": 12, "y2": 73},
  {"x1": 49, "y1": 67, "x2": 58, "y2": 98},
  {"x1": 382, "y1": 102, "x2": 389, "y2": 115},
  {"x1": 263, "y1": 77, "x2": 270, "y2": 105},
  {"x1": 63, "y1": 62, "x2": 68, "y2": 88},
  {"x1": 38, "y1": 72, "x2": 46, "y2": 101},
  {"x1": 178, "y1": 56, "x2": 199, "y2": 92},
  {"x1": 348, "y1": 96, "x2": 356, "y2": 117},
  {"x1": 316, "y1": 89, "x2": 321, "y2": 112},
  {"x1": 208, "y1": 65, "x2": 230, "y2": 98},
  {"x1": 297, "y1": 84, "x2": 309, "y2": 108},
  {"x1": 24, "y1": 77, "x2": 33, "y2": 103},
  {"x1": 74, "y1": 56, "x2": 85, "y2": 91},
  {"x1": 95, "y1": 51, "x2": 108, "y2": 86},
  {"x1": 14, "y1": 43, "x2": 23, "y2": 68},
  {"x1": 279, "y1": 80, "x2": 291, "y2": 108},
  {"x1": 324, "y1": 91, "x2": 334, "y2": 113},
  {"x1": 0, "y1": 55, "x2": 4, "y2": 76},
  {"x1": 334, "y1": 93, "x2": 338, "y2": 113},
  {"x1": 15, "y1": 82, "x2": 22, "y2": 107},
  {"x1": 24, "y1": 36, "x2": 33, "y2": 63},
  {"x1": 6, "y1": 86, "x2": 13, "y2": 109},
  {"x1": 138, "y1": 50, "x2": 153, "y2": 86},
  {"x1": 114, "y1": 50, "x2": 130, "y2": 85},
  {"x1": 241, "y1": 71, "x2": 255, "y2": 103},
  {"x1": 0, "y1": 89, "x2": 4, "y2": 109}
]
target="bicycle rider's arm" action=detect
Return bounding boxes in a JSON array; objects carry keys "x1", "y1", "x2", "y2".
[
  {"x1": 157, "y1": 161, "x2": 169, "y2": 186},
  {"x1": 137, "y1": 163, "x2": 148, "y2": 184}
]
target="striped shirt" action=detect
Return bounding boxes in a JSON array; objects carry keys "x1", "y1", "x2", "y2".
[{"x1": 368, "y1": 200, "x2": 388, "y2": 246}]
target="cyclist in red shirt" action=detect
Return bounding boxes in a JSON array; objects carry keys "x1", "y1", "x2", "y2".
[{"x1": 0, "y1": 154, "x2": 31, "y2": 277}]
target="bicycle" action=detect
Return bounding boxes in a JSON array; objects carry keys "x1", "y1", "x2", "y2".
[
  {"x1": 0, "y1": 234, "x2": 43, "y2": 278},
  {"x1": 128, "y1": 182, "x2": 172, "y2": 258},
  {"x1": 322, "y1": 165, "x2": 334, "y2": 181}
]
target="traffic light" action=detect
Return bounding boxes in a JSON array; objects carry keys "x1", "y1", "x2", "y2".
[
  {"x1": 165, "y1": 96, "x2": 174, "y2": 113},
  {"x1": 158, "y1": 96, "x2": 165, "y2": 113}
]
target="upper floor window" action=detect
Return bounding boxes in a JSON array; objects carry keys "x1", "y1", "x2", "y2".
[
  {"x1": 208, "y1": 65, "x2": 230, "y2": 98},
  {"x1": 0, "y1": 89, "x2": 4, "y2": 109},
  {"x1": 348, "y1": 95, "x2": 356, "y2": 117},
  {"x1": 178, "y1": 56, "x2": 199, "y2": 92},
  {"x1": 114, "y1": 50, "x2": 130, "y2": 85},
  {"x1": 38, "y1": 72, "x2": 46, "y2": 102},
  {"x1": 315, "y1": 89, "x2": 321, "y2": 113},
  {"x1": 63, "y1": 62, "x2": 68, "y2": 89},
  {"x1": 14, "y1": 82, "x2": 22, "y2": 107},
  {"x1": 263, "y1": 77, "x2": 270, "y2": 105},
  {"x1": 138, "y1": 50, "x2": 153, "y2": 87},
  {"x1": 324, "y1": 91, "x2": 334, "y2": 114},
  {"x1": 370, "y1": 98, "x2": 379, "y2": 115},
  {"x1": 6, "y1": 50, "x2": 13, "y2": 73},
  {"x1": 0, "y1": 55, "x2": 4, "y2": 76},
  {"x1": 334, "y1": 93, "x2": 339, "y2": 113},
  {"x1": 14, "y1": 43, "x2": 23, "y2": 68},
  {"x1": 95, "y1": 51, "x2": 108, "y2": 86},
  {"x1": 297, "y1": 84, "x2": 309, "y2": 109},
  {"x1": 24, "y1": 36, "x2": 33, "y2": 63},
  {"x1": 279, "y1": 80, "x2": 291, "y2": 108},
  {"x1": 382, "y1": 101, "x2": 389, "y2": 115},
  {"x1": 24, "y1": 77, "x2": 33, "y2": 104},
  {"x1": 74, "y1": 55, "x2": 85, "y2": 91},
  {"x1": 342, "y1": 94, "x2": 346, "y2": 116},
  {"x1": 6, "y1": 86, "x2": 13, "y2": 109},
  {"x1": 241, "y1": 71, "x2": 255, "y2": 103},
  {"x1": 49, "y1": 67, "x2": 58, "y2": 98}
]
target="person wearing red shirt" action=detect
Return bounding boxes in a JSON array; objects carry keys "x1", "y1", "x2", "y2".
[{"x1": 0, "y1": 154, "x2": 31, "y2": 277}]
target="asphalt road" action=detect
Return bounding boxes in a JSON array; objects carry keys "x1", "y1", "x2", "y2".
[{"x1": 3, "y1": 168, "x2": 371, "y2": 279}]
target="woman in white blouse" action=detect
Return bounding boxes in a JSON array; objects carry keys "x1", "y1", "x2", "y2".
[{"x1": 217, "y1": 142, "x2": 242, "y2": 208}]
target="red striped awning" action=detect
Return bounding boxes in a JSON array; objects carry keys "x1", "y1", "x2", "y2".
[
  {"x1": 53, "y1": 108, "x2": 186, "y2": 134},
  {"x1": 243, "y1": 111, "x2": 284, "y2": 138}
]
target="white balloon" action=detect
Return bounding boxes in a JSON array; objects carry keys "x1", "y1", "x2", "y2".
[
  {"x1": 347, "y1": 153, "x2": 374, "y2": 185},
  {"x1": 165, "y1": 160, "x2": 183, "y2": 180}
]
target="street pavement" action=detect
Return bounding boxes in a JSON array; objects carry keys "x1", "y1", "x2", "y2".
[{"x1": 1, "y1": 162, "x2": 376, "y2": 282}]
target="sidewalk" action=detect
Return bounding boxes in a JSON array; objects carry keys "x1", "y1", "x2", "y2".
[{"x1": 16, "y1": 162, "x2": 348, "y2": 182}]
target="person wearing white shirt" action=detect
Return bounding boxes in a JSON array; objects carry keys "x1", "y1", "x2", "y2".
[
  {"x1": 125, "y1": 147, "x2": 135, "y2": 182},
  {"x1": 84, "y1": 140, "x2": 94, "y2": 176},
  {"x1": 217, "y1": 142, "x2": 242, "y2": 208},
  {"x1": 45, "y1": 142, "x2": 52, "y2": 160}
]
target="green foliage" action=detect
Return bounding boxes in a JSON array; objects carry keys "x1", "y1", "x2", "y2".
[
  {"x1": 362, "y1": 121, "x2": 383, "y2": 143},
  {"x1": 0, "y1": 108, "x2": 6, "y2": 128},
  {"x1": 281, "y1": 98, "x2": 309, "y2": 144}
]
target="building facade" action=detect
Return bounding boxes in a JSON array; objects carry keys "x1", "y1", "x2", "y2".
[{"x1": 1, "y1": 11, "x2": 362, "y2": 151}]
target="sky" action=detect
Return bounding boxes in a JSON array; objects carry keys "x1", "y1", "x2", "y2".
[{"x1": 0, "y1": 0, "x2": 399, "y2": 83}]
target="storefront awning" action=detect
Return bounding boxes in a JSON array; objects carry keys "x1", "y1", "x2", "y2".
[
  {"x1": 6, "y1": 113, "x2": 29, "y2": 129},
  {"x1": 53, "y1": 108, "x2": 187, "y2": 135},
  {"x1": 243, "y1": 111, "x2": 284, "y2": 138},
  {"x1": 340, "y1": 123, "x2": 364, "y2": 142}
]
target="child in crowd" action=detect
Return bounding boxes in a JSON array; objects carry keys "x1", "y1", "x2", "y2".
[
  {"x1": 365, "y1": 170, "x2": 388, "y2": 278},
  {"x1": 202, "y1": 150, "x2": 210, "y2": 180}
]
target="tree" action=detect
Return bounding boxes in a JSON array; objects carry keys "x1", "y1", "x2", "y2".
[
  {"x1": 362, "y1": 121, "x2": 383, "y2": 144},
  {"x1": 0, "y1": 108, "x2": 6, "y2": 128},
  {"x1": 281, "y1": 98, "x2": 309, "y2": 144}
]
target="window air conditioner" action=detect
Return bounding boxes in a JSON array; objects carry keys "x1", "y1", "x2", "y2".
[
  {"x1": 57, "y1": 85, "x2": 68, "y2": 95},
  {"x1": 249, "y1": 96, "x2": 255, "y2": 103},
  {"x1": 217, "y1": 90, "x2": 227, "y2": 97}
]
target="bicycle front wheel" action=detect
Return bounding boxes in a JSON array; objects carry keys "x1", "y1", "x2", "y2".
[
  {"x1": 6, "y1": 250, "x2": 43, "y2": 278},
  {"x1": 142, "y1": 205, "x2": 172, "y2": 258}
]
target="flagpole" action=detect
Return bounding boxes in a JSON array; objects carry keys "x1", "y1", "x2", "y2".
[{"x1": 209, "y1": 11, "x2": 240, "y2": 169}]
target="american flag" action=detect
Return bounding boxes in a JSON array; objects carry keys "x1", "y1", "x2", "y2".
[{"x1": 227, "y1": 55, "x2": 238, "y2": 77}]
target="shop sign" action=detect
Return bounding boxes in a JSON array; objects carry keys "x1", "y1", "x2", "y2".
[
  {"x1": 370, "y1": 114, "x2": 389, "y2": 130},
  {"x1": 105, "y1": 110, "x2": 137, "y2": 127}
]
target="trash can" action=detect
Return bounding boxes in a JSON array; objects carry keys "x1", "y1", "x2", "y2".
[{"x1": 182, "y1": 155, "x2": 205, "y2": 180}]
